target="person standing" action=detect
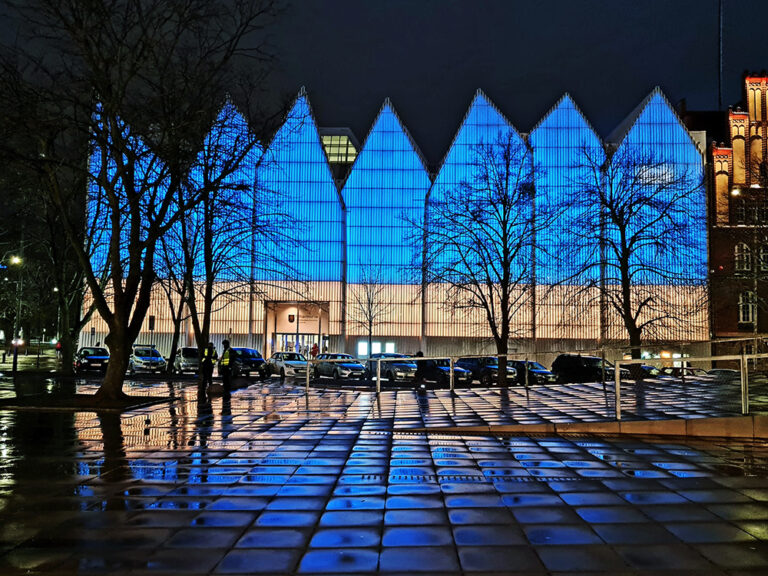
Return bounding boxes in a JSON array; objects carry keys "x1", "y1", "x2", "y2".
[
  {"x1": 219, "y1": 339, "x2": 232, "y2": 396},
  {"x1": 311, "y1": 342, "x2": 319, "y2": 358},
  {"x1": 201, "y1": 342, "x2": 218, "y2": 391}
]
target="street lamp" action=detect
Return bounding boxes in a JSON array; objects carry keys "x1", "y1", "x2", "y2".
[{"x1": 7, "y1": 255, "x2": 23, "y2": 376}]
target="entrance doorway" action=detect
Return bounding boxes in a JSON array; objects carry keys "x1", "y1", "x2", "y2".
[{"x1": 265, "y1": 301, "x2": 330, "y2": 358}]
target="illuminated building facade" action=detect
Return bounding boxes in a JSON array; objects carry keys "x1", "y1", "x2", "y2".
[
  {"x1": 710, "y1": 75, "x2": 768, "y2": 352},
  {"x1": 82, "y1": 87, "x2": 709, "y2": 359}
]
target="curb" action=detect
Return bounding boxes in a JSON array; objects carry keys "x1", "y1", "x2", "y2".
[{"x1": 410, "y1": 414, "x2": 768, "y2": 440}]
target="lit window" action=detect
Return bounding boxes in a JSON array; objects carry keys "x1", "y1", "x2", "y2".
[
  {"x1": 761, "y1": 244, "x2": 768, "y2": 272},
  {"x1": 735, "y1": 243, "x2": 752, "y2": 272},
  {"x1": 357, "y1": 341, "x2": 368, "y2": 357},
  {"x1": 739, "y1": 291, "x2": 756, "y2": 324},
  {"x1": 385, "y1": 342, "x2": 396, "y2": 353},
  {"x1": 371, "y1": 342, "x2": 382, "y2": 354}
]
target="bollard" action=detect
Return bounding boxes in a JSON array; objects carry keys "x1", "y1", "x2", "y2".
[
  {"x1": 741, "y1": 352, "x2": 750, "y2": 415},
  {"x1": 601, "y1": 348, "x2": 606, "y2": 390},
  {"x1": 524, "y1": 356, "x2": 529, "y2": 388},
  {"x1": 12, "y1": 345, "x2": 18, "y2": 377},
  {"x1": 614, "y1": 361, "x2": 622, "y2": 420},
  {"x1": 449, "y1": 357, "x2": 454, "y2": 392},
  {"x1": 376, "y1": 359, "x2": 381, "y2": 395},
  {"x1": 305, "y1": 359, "x2": 310, "y2": 394}
]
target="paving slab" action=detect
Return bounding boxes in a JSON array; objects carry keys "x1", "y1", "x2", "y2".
[{"x1": 0, "y1": 377, "x2": 766, "y2": 574}]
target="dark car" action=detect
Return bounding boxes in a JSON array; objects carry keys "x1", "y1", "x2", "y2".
[
  {"x1": 416, "y1": 358, "x2": 473, "y2": 388},
  {"x1": 366, "y1": 353, "x2": 417, "y2": 381},
  {"x1": 456, "y1": 356, "x2": 517, "y2": 386},
  {"x1": 231, "y1": 347, "x2": 266, "y2": 378},
  {"x1": 507, "y1": 360, "x2": 557, "y2": 386},
  {"x1": 659, "y1": 366, "x2": 710, "y2": 379},
  {"x1": 173, "y1": 347, "x2": 200, "y2": 374},
  {"x1": 550, "y1": 354, "x2": 629, "y2": 384},
  {"x1": 73, "y1": 347, "x2": 110, "y2": 374},
  {"x1": 314, "y1": 353, "x2": 366, "y2": 379}
]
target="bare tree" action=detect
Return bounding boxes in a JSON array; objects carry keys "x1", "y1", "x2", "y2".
[
  {"x1": 420, "y1": 131, "x2": 545, "y2": 385},
  {"x1": 0, "y1": 0, "x2": 279, "y2": 403},
  {"x1": 348, "y1": 263, "x2": 393, "y2": 359},
  {"x1": 561, "y1": 145, "x2": 707, "y2": 356}
]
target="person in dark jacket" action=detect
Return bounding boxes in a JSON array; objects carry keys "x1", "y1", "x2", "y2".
[{"x1": 201, "y1": 342, "x2": 218, "y2": 390}]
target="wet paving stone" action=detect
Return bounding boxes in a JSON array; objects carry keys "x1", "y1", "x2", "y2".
[{"x1": 1, "y1": 378, "x2": 768, "y2": 574}]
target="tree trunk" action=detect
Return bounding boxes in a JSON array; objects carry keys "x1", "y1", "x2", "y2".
[
  {"x1": 166, "y1": 297, "x2": 186, "y2": 374},
  {"x1": 628, "y1": 326, "x2": 642, "y2": 359},
  {"x1": 96, "y1": 329, "x2": 130, "y2": 403},
  {"x1": 495, "y1": 340, "x2": 508, "y2": 387}
]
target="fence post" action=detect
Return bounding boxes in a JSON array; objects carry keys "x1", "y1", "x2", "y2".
[
  {"x1": 306, "y1": 359, "x2": 310, "y2": 394},
  {"x1": 614, "y1": 360, "x2": 622, "y2": 421},
  {"x1": 741, "y1": 351, "x2": 750, "y2": 415},
  {"x1": 524, "y1": 356, "x2": 529, "y2": 388},
  {"x1": 449, "y1": 357, "x2": 454, "y2": 392},
  {"x1": 376, "y1": 358, "x2": 381, "y2": 395},
  {"x1": 601, "y1": 348, "x2": 606, "y2": 391}
]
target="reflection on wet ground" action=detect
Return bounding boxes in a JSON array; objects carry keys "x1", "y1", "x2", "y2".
[{"x1": 0, "y1": 378, "x2": 767, "y2": 574}]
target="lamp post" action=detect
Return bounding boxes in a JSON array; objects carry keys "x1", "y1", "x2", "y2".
[{"x1": 6, "y1": 255, "x2": 23, "y2": 376}]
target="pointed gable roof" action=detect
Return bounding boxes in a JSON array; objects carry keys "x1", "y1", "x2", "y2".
[
  {"x1": 431, "y1": 89, "x2": 525, "y2": 198},
  {"x1": 607, "y1": 87, "x2": 699, "y2": 151},
  {"x1": 341, "y1": 97, "x2": 431, "y2": 189},
  {"x1": 529, "y1": 93, "x2": 601, "y2": 144},
  {"x1": 435, "y1": 88, "x2": 519, "y2": 172},
  {"x1": 262, "y1": 87, "x2": 334, "y2": 176}
]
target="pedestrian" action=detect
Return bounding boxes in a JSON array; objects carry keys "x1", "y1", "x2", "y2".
[
  {"x1": 219, "y1": 339, "x2": 232, "y2": 396},
  {"x1": 414, "y1": 350, "x2": 425, "y2": 383},
  {"x1": 55, "y1": 340, "x2": 62, "y2": 359},
  {"x1": 201, "y1": 342, "x2": 217, "y2": 390},
  {"x1": 311, "y1": 342, "x2": 319, "y2": 358}
]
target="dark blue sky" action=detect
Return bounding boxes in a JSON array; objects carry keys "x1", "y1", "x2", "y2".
[{"x1": 269, "y1": 0, "x2": 768, "y2": 165}]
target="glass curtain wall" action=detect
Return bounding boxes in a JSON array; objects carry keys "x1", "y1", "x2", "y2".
[
  {"x1": 607, "y1": 90, "x2": 708, "y2": 340},
  {"x1": 341, "y1": 101, "x2": 431, "y2": 341},
  {"x1": 529, "y1": 94, "x2": 604, "y2": 340},
  {"x1": 426, "y1": 91, "x2": 532, "y2": 340}
]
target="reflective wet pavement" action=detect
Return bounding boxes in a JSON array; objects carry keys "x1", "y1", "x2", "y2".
[{"x1": 1, "y1": 378, "x2": 768, "y2": 574}]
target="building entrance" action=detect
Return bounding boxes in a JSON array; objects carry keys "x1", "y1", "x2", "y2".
[{"x1": 265, "y1": 301, "x2": 331, "y2": 358}]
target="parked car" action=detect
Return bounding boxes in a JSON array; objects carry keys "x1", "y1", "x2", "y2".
[
  {"x1": 416, "y1": 358, "x2": 473, "y2": 388},
  {"x1": 73, "y1": 347, "x2": 110, "y2": 374},
  {"x1": 659, "y1": 366, "x2": 709, "y2": 379},
  {"x1": 128, "y1": 345, "x2": 167, "y2": 375},
  {"x1": 314, "y1": 353, "x2": 366, "y2": 379},
  {"x1": 265, "y1": 352, "x2": 308, "y2": 379},
  {"x1": 507, "y1": 360, "x2": 557, "y2": 385},
  {"x1": 707, "y1": 368, "x2": 741, "y2": 382},
  {"x1": 231, "y1": 347, "x2": 266, "y2": 378},
  {"x1": 366, "y1": 353, "x2": 418, "y2": 382},
  {"x1": 550, "y1": 354, "x2": 629, "y2": 384},
  {"x1": 173, "y1": 347, "x2": 200, "y2": 374},
  {"x1": 456, "y1": 356, "x2": 518, "y2": 386}
]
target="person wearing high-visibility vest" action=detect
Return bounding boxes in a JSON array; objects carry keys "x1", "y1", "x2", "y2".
[
  {"x1": 219, "y1": 339, "x2": 232, "y2": 395},
  {"x1": 201, "y1": 342, "x2": 218, "y2": 390}
]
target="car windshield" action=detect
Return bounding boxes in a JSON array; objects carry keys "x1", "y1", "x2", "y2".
[
  {"x1": 235, "y1": 348, "x2": 261, "y2": 358},
  {"x1": 435, "y1": 359, "x2": 451, "y2": 367},
  {"x1": 525, "y1": 362, "x2": 547, "y2": 371},
  {"x1": 583, "y1": 357, "x2": 613, "y2": 368},
  {"x1": 334, "y1": 354, "x2": 353, "y2": 360},
  {"x1": 180, "y1": 348, "x2": 198, "y2": 358},
  {"x1": 135, "y1": 348, "x2": 161, "y2": 358},
  {"x1": 283, "y1": 353, "x2": 305, "y2": 362},
  {"x1": 82, "y1": 347, "x2": 109, "y2": 356}
]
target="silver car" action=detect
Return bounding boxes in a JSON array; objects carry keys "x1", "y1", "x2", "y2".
[
  {"x1": 173, "y1": 347, "x2": 200, "y2": 374},
  {"x1": 266, "y1": 352, "x2": 308, "y2": 379}
]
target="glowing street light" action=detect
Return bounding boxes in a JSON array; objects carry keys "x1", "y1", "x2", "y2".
[{"x1": 9, "y1": 255, "x2": 21, "y2": 265}]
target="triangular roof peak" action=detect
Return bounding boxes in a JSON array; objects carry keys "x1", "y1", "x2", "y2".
[
  {"x1": 529, "y1": 92, "x2": 601, "y2": 141},
  {"x1": 607, "y1": 86, "x2": 699, "y2": 151},
  {"x1": 436, "y1": 88, "x2": 521, "y2": 171},
  {"x1": 345, "y1": 97, "x2": 431, "y2": 180}
]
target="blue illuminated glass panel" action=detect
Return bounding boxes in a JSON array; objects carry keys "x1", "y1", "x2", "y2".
[
  {"x1": 342, "y1": 102, "x2": 431, "y2": 284},
  {"x1": 429, "y1": 92, "x2": 531, "y2": 280},
  {"x1": 258, "y1": 94, "x2": 344, "y2": 282},
  {"x1": 529, "y1": 94, "x2": 604, "y2": 284},
  {"x1": 614, "y1": 91, "x2": 707, "y2": 284}
]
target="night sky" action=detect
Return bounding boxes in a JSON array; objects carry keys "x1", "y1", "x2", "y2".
[{"x1": 269, "y1": 0, "x2": 768, "y2": 166}]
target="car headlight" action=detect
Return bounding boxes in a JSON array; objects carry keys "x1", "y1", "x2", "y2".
[
  {"x1": 339, "y1": 367, "x2": 351, "y2": 374},
  {"x1": 81, "y1": 359, "x2": 89, "y2": 365},
  {"x1": 134, "y1": 358, "x2": 143, "y2": 364}
]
